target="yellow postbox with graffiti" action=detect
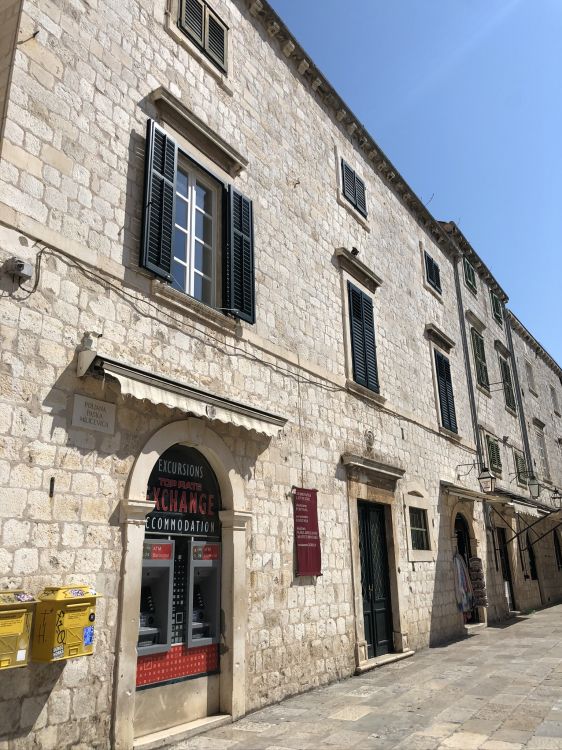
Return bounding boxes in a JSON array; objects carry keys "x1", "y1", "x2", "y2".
[
  {"x1": 0, "y1": 590, "x2": 37, "y2": 670},
  {"x1": 31, "y1": 585, "x2": 99, "y2": 662}
]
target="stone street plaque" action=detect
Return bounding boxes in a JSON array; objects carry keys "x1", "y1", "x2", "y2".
[{"x1": 72, "y1": 394, "x2": 116, "y2": 434}]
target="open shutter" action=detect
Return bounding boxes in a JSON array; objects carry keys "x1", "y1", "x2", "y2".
[
  {"x1": 348, "y1": 282, "x2": 379, "y2": 393},
  {"x1": 486, "y1": 436, "x2": 502, "y2": 472},
  {"x1": 140, "y1": 120, "x2": 176, "y2": 282},
  {"x1": 341, "y1": 160, "x2": 356, "y2": 205},
  {"x1": 181, "y1": 0, "x2": 204, "y2": 44},
  {"x1": 514, "y1": 451, "x2": 527, "y2": 484},
  {"x1": 225, "y1": 187, "x2": 255, "y2": 323},
  {"x1": 425, "y1": 253, "x2": 441, "y2": 293},
  {"x1": 435, "y1": 351, "x2": 457, "y2": 432},
  {"x1": 355, "y1": 175, "x2": 367, "y2": 216},
  {"x1": 206, "y1": 9, "x2": 227, "y2": 70}
]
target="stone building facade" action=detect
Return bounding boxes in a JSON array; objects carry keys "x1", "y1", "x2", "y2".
[{"x1": 0, "y1": 1, "x2": 560, "y2": 748}]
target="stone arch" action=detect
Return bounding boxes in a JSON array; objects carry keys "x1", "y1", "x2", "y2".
[{"x1": 112, "y1": 418, "x2": 251, "y2": 749}]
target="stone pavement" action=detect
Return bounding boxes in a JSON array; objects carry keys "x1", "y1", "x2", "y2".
[{"x1": 173, "y1": 605, "x2": 562, "y2": 750}]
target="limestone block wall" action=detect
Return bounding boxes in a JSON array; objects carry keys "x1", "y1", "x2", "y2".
[{"x1": 0, "y1": 0, "x2": 21, "y2": 145}]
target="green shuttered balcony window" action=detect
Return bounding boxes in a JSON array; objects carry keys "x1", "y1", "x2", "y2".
[
  {"x1": 347, "y1": 281, "x2": 379, "y2": 393},
  {"x1": 341, "y1": 160, "x2": 367, "y2": 217}
]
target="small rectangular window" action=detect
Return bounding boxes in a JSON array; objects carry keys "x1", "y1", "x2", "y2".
[
  {"x1": 490, "y1": 291, "x2": 503, "y2": 326},
  {"x1": 341, "y1": 160, "x2": 367, "y2": 217},
  {"x1": 526, "y1": 360, "x2": 537, "y2": 394},
  {"x1": 463, "y1": 257, "x2": 477, "y2": 294},
  {"x1": 499, "y1": 355, "x2": 517, "y2": 412},
  {"x1": 434, "y1": 350, "x2": 457, "y2": 433},
  {"x1": 551, "y1": 385, "x2": 560, "y2": 415},
  {"x1": 424, "y1": 252, "x2": 442, "y2": 294},
  {"x1": 535, "y1": 427, "x2": 550, "y2": 480},
  {"x1": 347, "y1": 281, "x2": 379, "y2": 393},
  {"x1": 486, "y1": 435, "x2": 502, "y2": 474},
  {"x1": 179, "y1": 0, "x2": 228, "y2": 72},
  {"x1": 471, "y1": 328, "x2": 489, "y2": 391},
  {"x1": 409, "y1": 507, "x2": 430, "y2": 550}
]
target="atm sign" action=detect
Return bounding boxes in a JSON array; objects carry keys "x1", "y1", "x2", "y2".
[
  {"x1": 148, "y1": 543, "x2": 173, "y2": 560},
  {"x1": 193, "y1": 544, "x2": 220, "y2": 561}
]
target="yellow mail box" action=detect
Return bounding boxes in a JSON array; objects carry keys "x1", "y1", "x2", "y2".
[
  {"x1": 0, "y1": 590, "x2": 37, "y2": 670},
  {"x1": 31, "y1": 585, "x2": 99, "y2": 662}
]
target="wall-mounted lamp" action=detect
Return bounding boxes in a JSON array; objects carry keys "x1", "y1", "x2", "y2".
[{"x1": 478, "y1": 467, "x2": 496, "y2": 494}]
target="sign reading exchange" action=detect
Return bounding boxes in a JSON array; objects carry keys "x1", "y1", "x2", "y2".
[{"x1": 145, "y1": 444, "x2": 221, "y2": 538}]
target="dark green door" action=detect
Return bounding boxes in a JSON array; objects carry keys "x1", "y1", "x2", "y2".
[{"x1": 358, "y1": 502, "x2": 393, "y2": 658}]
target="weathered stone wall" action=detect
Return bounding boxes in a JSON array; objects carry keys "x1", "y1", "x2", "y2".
[{"x1": 0, "y1": 0, "x2": 21, "y2": 146}]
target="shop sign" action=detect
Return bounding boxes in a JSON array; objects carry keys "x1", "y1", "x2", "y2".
[
  {"x1": 145, "y1": 444, "x2": 221, "y2": 539},
  {"x1": 72, "y1": 395, "x2": 116, "y2": 435},
  {"x1": 293, "y1": 487, "x2": 322, "y2": 576}
]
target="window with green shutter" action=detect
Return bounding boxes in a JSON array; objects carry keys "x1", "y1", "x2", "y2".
[
  {"x1": 514, "y1": 450, "x2": 528, "y2": 486},
  {"x1": 499, "y1": 355, "x2": 517, "y2": 412},
  {"x1": 140, "y1": 119, "x2": 255, "y2": 323},
  {"x1": 341, "y1": 160, "x2": 367, "y2": 217},
  {"x1": 347, "y1": 282, "x2": 379, "y2": 392},
  {"x1": 434, "y1": 350, "x2": 457, "y2": 433},
  {"x1": 490, "y1": 290, "x2": 503, "y2": 326},
  {"x1": 471, "y1": 328, "x2": 489, "y2": 391},
  {"x1": 424, "y1": 252, "x2": 442, "y2": 294},
  {"x1": 179, "y1": 0, "x2": 228, "y2": 72},
  {"x1": 486, "y1": 435, "x2": 502, "y2": 474},
  {"x1": 463, "y1": 257, "x2": 477, "y2": 294}
]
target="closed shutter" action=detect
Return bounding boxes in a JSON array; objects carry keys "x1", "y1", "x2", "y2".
[
  {"x1": 514, "y1": 451, "x2": 527, "y2": 484},
  {"x1": 355, "y1": 175, "x2": 367, "y2": 217},
  {"x1": 486, "y1": 436, "x2": 502, "y2": 472},
  {"x1": 225, "y1": 187, "x2": 255, "y2": 323},
  {"x1": 491, "y1": 292, "x2": 503, "y2": 324},
  {"x1": 206, "y1": 10, "x2": 227, "y2": 70},
  {"x1": 342, "y1": 160, "x2": 356, "y2": 204},
  {"x1": 471, "y1": 329, "x2": 489, "y2": 390},
  {"x1": 140, "y1": 119, "x2": 176, "y2": 281},
  {"x1": 435, "y1": 351, "x2": 457, "y2": 433},
  {"x1": 181, "y1": 0, "x2": 204, "y2": 44},
  {"x1": 463, "y1": 257, "x2": 477, "y2": 293},
  {"x1": 425, "y1": 253, "x2": 441, "y2": 293},
  {"x1": 348, "y1": 282, "x2": 379, "y2": 393},
  {"x1": 500, "y1": 357, "x2": 517, "y2": 411}
]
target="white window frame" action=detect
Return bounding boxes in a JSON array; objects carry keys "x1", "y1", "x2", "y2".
[{"x1": 171, "y1": 159, "x2": 222, "y2": 307}]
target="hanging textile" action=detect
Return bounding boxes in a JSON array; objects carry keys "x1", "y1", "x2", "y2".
[
  {"x1": 468, "y1": 556, "x2": 488, "y2": 607},
  {"x1": 453, "y1": 552, "x2": 474, "y2": 613}
]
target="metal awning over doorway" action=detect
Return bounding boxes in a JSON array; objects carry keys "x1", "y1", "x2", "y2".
[{"x1": 77, "y1": 348, "x2": 287, "y2": 438}]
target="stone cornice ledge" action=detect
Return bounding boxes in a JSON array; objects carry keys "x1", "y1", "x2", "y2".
[
  {"x1": 341, "y1": 453, "x2": 405, "y2": 483},
  {"x1": 121, "y1": 497, "x2": 153, "y2": 524},
  {"x1": 424, "y1": 323, "x2": 455, "y2": 353},
  {"x1": 149, "y1": 87, "x2": 248, "y2": 177},
  {"x1": 335, "y1": 248, "x2": 383, "y2": 293}
]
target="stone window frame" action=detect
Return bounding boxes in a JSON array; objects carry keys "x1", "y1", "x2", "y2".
[
  {"x1": 550, "y1": 384, "x2": 561, "y2": 417},
  {"x1": 419, "y1": 242, "x2": 444, "y2": 304},
  {"x1": 165, "y1": 0, "x2": 233, "y2": 94},
  {"x1": 533, "y1": 423, "x2": 550, "y2": 482},
  {"x1": 425, "y1": 324, "x2": 460, "y2": 441},
  {"x1": 333, "y1": 146, "x2": 371, "y2": 232},
  {"x1": 403, "y1": 484, "x2": 435, "y2": 563},
  {"x1": 525, "y1": 359, "x2": 538, "y2": 397}
]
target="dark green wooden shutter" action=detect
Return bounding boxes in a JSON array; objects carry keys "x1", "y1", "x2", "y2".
[
  {"x1": 206, "y1": 10, "x2": 227, "y2": 70},
  {"x1": 342, "y1": 160, "x2": 355, "y2": 204},
  {"x1": 500, "y1": 357, "x2": 516, "y2": 411},
  {"x1": 486, "y1": 436, "x2": 502, "y2": 472},
  {"x1": 554, "y1": 532, "x2": 562, "y2": 571},
  {"x1": 348, "y1": 282, "x2": 379, "y2": 393},
  {"x1": 514, "y1": 451, "x2": 527, "y2": 484},
  {"x1": 425, "y1": 252, "x2": 441, "y2": 293},
  {"x1": 491, "y1": 292, "x2": 503, "y2": 325},
  {"x1": 181, "y1": 0, "x2": 204, "y2": 44},
  {"x1": 355, "y1": 175, "x2": 367, "y2": 216},
  {"x1": 435, "y1": 351, "x2": 457, "y2": 433},
  {"x1": 463, "y1": 257, "x2": 477, "y2": 293},
  {"x1": 471, "y1": 329, "x2": 489, "y2": 390},
  {"x1": 140, "y1": 119, "x2": 176, "y2": 282},
  {"x1": 225, "y1": 187, "x2": 254, "y2": 323}
]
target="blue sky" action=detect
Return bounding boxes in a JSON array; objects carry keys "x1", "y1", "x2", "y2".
[{"x1": 268, "y1": 0, "x2": 562, "y2": 365}]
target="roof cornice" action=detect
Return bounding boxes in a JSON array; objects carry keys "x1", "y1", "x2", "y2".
[
  {"x1": 507, "y1": 311, "x2": 562, "y2": 379},
  {"x1": 247, "y1": 0, "x2": 457, "y2": 256}
]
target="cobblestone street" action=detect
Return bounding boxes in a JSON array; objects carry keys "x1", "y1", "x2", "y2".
[{"x1": 174, "y1": 605, "x2": 562, "y2": 750}]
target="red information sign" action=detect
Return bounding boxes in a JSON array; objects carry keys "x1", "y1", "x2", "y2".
[
  {"x1": 150, "y1": 543, "x2": 172, "y2": 560},
  {"x1": 293, "y1": 488, "x2": 322, "y2": 576}
]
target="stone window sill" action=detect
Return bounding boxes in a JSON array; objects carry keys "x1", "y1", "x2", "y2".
[
  {"x1": 336, "y1": 191, "x2": 370, "y2": 232},
  {"x1": 151, "y1": 280, "x2": 239, "y2": 335},
  {"x1": 505, "y1": 405, "x2": 518, "y2": 418},
  {"x1": 476, "y1": 383, "x2": 491, "y2": 399},
  {"x1": 408, "y1": 548, "x2": 435, "y2": 563},
  {"x1": 346, "y1": 379, "x2": 386, "y2": 406},
  {"x1": 439, "y1": 426, "x2": 462, "y2": 443},
  {"x1": 529, "y1": 387, "x2": 539, "y2": 398},
  {"x1": 422, "y1": 279, "x2": 444, "y2": 304}
]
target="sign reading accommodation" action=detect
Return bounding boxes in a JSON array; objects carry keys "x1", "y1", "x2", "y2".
[
  {"x1": 72, "y1": 395, "x2": 116, "y2": 435},
  {"x1": 293, "y1": 488, "x2": 322, "y2": 576}
]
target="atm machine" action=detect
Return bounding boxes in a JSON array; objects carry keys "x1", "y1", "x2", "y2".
[
  {"x1": 137, "y1": 539, "x2": 174, "y2": 655},
  {"x1": 187, "y1": 540, "x2": 221, "y2": 647}
]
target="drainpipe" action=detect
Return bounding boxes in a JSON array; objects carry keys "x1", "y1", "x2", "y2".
[
  {"x1": 453, "y1": 256, "x2": 483, "y2": 466},
  {"x1": 505, "y1": 312, "x2": 533, "y2": 478}
]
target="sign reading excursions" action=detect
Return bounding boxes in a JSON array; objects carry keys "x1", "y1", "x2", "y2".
[
  {"x1": 145, "y1": 445, "x2": 221, "y2": 538},
  {"x1": 293, "y1": 487, "x2": 322, "y2": 576}
]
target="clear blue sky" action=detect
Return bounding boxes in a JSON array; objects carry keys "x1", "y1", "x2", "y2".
[{"x1": 269, "y1": 0, "x2": 562, "y2": 365}]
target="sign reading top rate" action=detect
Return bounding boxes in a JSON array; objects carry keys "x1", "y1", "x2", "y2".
[{"x1": 145, "y1": 444, "x2": 221, "y2": 538}]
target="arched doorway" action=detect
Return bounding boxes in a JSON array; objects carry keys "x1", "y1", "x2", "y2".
[{"x1": 454, "y1": 513, "x2": 479, "y2": 623}]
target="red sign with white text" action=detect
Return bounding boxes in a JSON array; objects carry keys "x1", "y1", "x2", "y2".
[
  {"x1": 150, "y1": 543, "x2": 172, "y2": 560},
  {"x1": 293, "y1": 488, "x2": 322, "y2": 576}
]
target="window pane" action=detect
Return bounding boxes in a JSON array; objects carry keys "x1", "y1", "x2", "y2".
[
  {"x1": 177, "y1": 169, "x2": 188, "y2": 198},
  {"x1": 194, "y1": 210, "x2": 213, "y2": 245},
  {"x1": 171, "y1": 259, "x2": 186, "y2": 292},
  {"x1": 193, "y1": 273, "x2": 213, "y2": 305},
  {"x1": 195, "y1": 181, "x2": 213, "y2": 213},
  {"x1": 175, "y1": 196, "x2": 188, "y2": 229},
  {"x1": 173, "y1": 227, "x2": 188, "y2": 263},
  {"x1": 194, "y1": 241, "x2": 213, "y2": 277},
  {"x1": 409, "y1": 507, "x2": 430, "y2": 550}
]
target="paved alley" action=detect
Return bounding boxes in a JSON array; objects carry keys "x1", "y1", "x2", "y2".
[{"x1": 172, "y1": 605, "x2": 562, "y2": 750}]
